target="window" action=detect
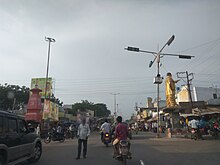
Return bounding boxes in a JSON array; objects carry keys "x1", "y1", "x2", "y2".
[
  {"x1": 213, "y1": 93, "x2": 217, "y2": 99},
  {"x1": 3, "y1": 117, "x2": 8, "y2": 133},
  {"x1": 0, "y1": 116, "x2": 3, "y2": 133},
  {"x1": 18, "y1": 119, "x2": 27, "y2": 133},
  {"x1": 8, "y1": 118, "x2": 17, "y2": 133}
]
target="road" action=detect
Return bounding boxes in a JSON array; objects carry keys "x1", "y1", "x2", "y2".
[{"x1": 19, "y1": 131, "x2": 220, "y2": 165}]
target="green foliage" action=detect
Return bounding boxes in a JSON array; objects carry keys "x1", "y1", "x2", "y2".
[
  {"x1": 94, "y1": 103, "x2": 111, "y2": 117},
  {"x1": 0, "y1": 83, "x2": 30, "y2": 110},
  {"x1": 70, "y1": 100, "x2": 111, "y2": 117},
  {"x1": 49, "y1": 94, "x2": 63, "y2": 106}
]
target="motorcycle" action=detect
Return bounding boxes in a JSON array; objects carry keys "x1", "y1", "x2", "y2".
[
  {"x1": 102, "y1": 132, "x2": 111, "y2": 147},
  {"x1": 191, "y1": 128, "x2": 203, "y2": 140},
  {"x1": 128, "y1": 127, "x2": 132, "y2": 139},
  {"x1": 115, "y1": 140, "x2": 131, "y2": 165},
  {"x1": 44, "y1": 129, "x2": 65, "y2": 144},
  {"x1": 208, "y1": 123, "x2": 219, "y2": 139}
]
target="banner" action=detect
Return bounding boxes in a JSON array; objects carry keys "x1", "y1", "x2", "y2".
[
  {"x1": 31, "y1": 78, "x2": 53, "y2": 98},
  {"x1": 43, "y1": 99, "x2": 59, "y2": 121},
  {"x1": 50, "y1": 102, "x2": 59, "y2": 121},
  {"x1": 43, "y1": 99, "x2": 50, "y2": 120}
]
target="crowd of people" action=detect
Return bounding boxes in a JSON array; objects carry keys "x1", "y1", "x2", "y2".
[{"x1": 182, "y1": 115, "x2": 220, "y2": 132}]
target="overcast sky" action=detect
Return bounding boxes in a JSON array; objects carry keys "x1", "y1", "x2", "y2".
[{"x1": 0, "y1": 0, "x2": 220, "y2": 119}]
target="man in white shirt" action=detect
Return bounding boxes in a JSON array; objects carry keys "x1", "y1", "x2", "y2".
[
  {"x1": 76, "y1": 118, "x2": 90, "y2": 160},
  {"x1": 188, "y1": 119, "x2": 199, "y2": 129}
]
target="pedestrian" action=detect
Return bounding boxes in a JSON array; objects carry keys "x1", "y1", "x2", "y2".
[
  {"x1": 36, "y1": 124, "x2": 40, "y2": 136},
  {"x1": 69, "y1": 124, "x2": 75, "y2": 139},
  {"x1": 76, "y1": 118, "x2": 90, "y2": 160}
]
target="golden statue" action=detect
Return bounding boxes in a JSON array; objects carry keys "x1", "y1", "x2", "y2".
[{"x1": 165, "y1": 72, "x2": 180, "y2": 107}]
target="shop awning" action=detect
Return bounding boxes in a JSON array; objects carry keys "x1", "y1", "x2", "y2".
[{"x1": 193, "y1": 107, "x2": 220, "y2": 116}]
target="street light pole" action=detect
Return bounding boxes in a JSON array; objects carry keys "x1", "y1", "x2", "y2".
[
  {"x1": 45, "y1": 37, "x2": 55, "y2": 101},
  {"x1": 154, "y1": 35, "x2": 175, "y2": 137},
  {"x1": 125, "y1": 35, "x2": 194, "y2": 138},
  {"x1": 156, "y1": 54, "x2": 160, "y2": 137},
  {"x1": 110, "y1": 93, "x2": 120, "y2": 117}
]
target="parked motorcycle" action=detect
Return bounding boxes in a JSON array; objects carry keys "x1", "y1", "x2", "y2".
[
  {"x1": 44, "y1": 129, "x2": 65, "y2": 144},
  {"x1": 115, "y1": 140, "x2": 131, "y2": 165}
]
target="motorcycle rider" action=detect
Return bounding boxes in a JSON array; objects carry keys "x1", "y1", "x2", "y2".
[
  {"x1": 112, "y1": 116, "x2": 131, "y2": 158},
  {"x1": 57, "y1": 123, "x2": 63, "y2": 139},
  {"x1": 208, "y1": 116, "x2": 219, "y2": 135},
  {"x1": 198, "y1": 116, "x2": 207, "y2": 130},
  {"x1": 209, "y1": 116, "x2": 218, "y2": 128},
  {"x1": 188, "y1": 118, "x2": 199, "y2": 129},
  {"x1": 134, "y1": 122, "x2": 138, "y2": 132},
  {"x1": 100, "y1": 119, "x2": 111, "y2": 141},
  {"x1": 188, "y1": 118, "x2": 202, "y2": 139}
]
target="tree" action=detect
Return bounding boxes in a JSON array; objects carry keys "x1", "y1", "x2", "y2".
[
  {"x1": 49, "y1": 94, "x2": 63, "y2": 106},
  {"x1": 94, "y1": 103, "x2": 111, "y2": 117},
  {"x1": 0, "y1": 84, "x2": 30, "y2": 110},
  {"x1": 69, "y1": 100, "x2": 111, "y2": 117}
]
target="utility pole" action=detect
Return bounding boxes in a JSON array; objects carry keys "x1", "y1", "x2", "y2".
[
  {"x1": 135, "y1": 102, "x2": 138, "y2": 112},
  {"x1": 177, "y1": 71, "x2": 194, "y2": 111}
]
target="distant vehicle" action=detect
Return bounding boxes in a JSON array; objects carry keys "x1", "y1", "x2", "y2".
[{"x1": 0, "y1": 110, "x2": 42, "y2": 164}]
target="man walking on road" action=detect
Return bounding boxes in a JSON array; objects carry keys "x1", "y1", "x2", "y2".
[{"x1": 76, "y1": 118, "x2": 90, "y2": 160}]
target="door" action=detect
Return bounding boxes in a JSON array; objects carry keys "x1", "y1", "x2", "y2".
[
  {"x1": 5, "y1": 117, "x2": 21, "y2": 162},
  {"x1": 18, "y1": 119, "x2": 33, "y2": 157}
]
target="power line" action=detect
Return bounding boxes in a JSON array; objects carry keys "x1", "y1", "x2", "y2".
[{"x1": 180, "y1": 37, "x2": 220, "y2": 53}]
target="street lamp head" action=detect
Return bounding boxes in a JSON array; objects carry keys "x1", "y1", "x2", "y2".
[
  {"x1": 45, "y1": 37, "x2": 56, "y2": 42},
  {"x1": 125, "y1": 46, "x2": 140, "y2": 52},
  {"x1": 179, "y1": 55, "x2": 193, "y2": 59},
  {"x1": 149, "y1": 60, "x2": 153, "y2": 68},
  {"x1": 167, "y1": 35, "x2": 175, "y2": 46}
]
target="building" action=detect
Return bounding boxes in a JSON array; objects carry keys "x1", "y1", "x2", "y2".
[
  {"x1": 177, "y1": 86, "x2": 220, "y2": 103},
  {"x1": 193, "y1": 87, "x2": 220, "y2": 101}
]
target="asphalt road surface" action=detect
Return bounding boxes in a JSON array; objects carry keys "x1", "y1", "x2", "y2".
[{"x1": 18, "y1": 131, "x2": 220, "y2": 165}]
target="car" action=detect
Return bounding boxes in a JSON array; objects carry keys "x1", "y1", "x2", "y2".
[{"x1": 0, "y1": 110, "x2": 42, "y2": 165}]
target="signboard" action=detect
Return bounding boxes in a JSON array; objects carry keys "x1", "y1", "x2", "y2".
[
  {"x1": 43, "y1": 100, "x2": 59, "y2": 121},
  {"x1": 31, "y1": 78, "x2": 53, "y2": 98}
]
